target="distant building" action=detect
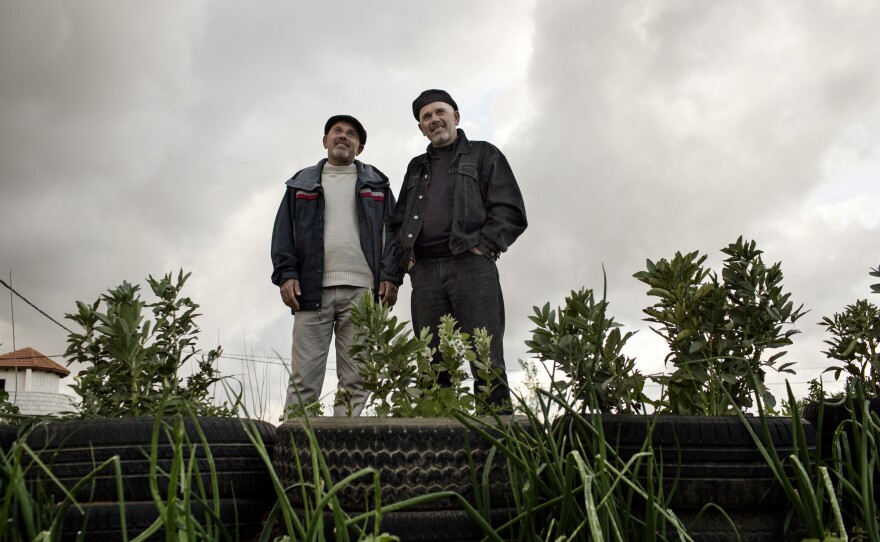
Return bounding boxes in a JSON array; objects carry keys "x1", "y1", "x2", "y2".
[{"x1": 0, "y1": 347, "x2": 77, "y2": 415}]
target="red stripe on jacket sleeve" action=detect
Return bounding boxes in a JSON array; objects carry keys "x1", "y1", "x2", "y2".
[{"x1": 359, "y1": 190, "x2": 385, "y2": 201}]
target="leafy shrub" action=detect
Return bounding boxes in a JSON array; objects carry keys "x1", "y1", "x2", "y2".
[
  {"x1": 0, "y1": 389, "x2": 19, "y2": 418},
  {"x1": 634, "y1": 236, "x2": 805, "y2": 415},
  {"x1": 526, "y1": 285, "x2": 647, "y2": 414},
  {"x1": 64, "y1": 270, "x2": 236, "y2": 417},
  {"x1": 349, "y1": 291, "x2": 499, "y2": 417},
  {"x1": 820, "y1": 264, "x2": 880, "y2": 396}
]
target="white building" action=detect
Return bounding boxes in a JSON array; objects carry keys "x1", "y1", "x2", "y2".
[{"x1": 0, "y1": 347, "x2": 77, "y2": 415}]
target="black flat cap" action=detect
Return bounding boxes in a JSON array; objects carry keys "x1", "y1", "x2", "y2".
[
  {"x1": 324, "y1": 115, "x2": 367, "y2": 144},
  {"x1": 412, "y1": 89, "x2": 458, "y2": 120}
]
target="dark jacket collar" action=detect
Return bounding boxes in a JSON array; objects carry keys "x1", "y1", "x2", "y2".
[
  {"x1": 286, "y1": 159, "x2": 388, "y2": 190},
  {"x1": 418, "y1": 129, "x2": 471, "y2": 166}
]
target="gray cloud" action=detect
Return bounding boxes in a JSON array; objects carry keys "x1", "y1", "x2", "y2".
[
  {"x1": 505, "y1": 0, "x2": 880, "y2": 393},
  {"x1": 2, "y1": 0, "x2": 878, "y2": 418}
]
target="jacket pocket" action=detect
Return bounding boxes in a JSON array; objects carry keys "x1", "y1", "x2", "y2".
[{"x1": 456, "y1": 164, "x2": 485, "y2": 231}]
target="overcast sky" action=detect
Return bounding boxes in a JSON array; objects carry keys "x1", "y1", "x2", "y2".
[{"x1": 2, "y1": 1, "x2": 878, "y2": 420}]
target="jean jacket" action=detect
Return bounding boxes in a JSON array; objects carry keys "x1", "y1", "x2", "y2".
[{"x1": 390, "y1": 129, "x2": 527, "y2": 272}]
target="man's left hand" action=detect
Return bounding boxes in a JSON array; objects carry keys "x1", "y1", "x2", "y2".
[{"x1": 379, "y1": 281, "x2": 398, "y2": 307}]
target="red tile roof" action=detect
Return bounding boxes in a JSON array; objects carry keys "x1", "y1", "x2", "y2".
[{"x1": 0, "y1": 347, "x2": 70, "y2": 377}]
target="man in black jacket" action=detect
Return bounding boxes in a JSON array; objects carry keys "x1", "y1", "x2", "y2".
[
  {"x1": 271, "y1": 115, "x2": 400, "y2": 417},
  {"x1": 391, "y1": 90, "x2": 527, "y2": 411}
]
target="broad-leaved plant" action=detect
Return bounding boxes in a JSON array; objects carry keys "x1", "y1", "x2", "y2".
[
  {"x1": 349, "y1": 291, "x2": 500, "y2": 417},
  {"x1": 64, "y1": 270, "x2": 236, "y2": 417},
  {"x1": 526, "y1": 284, "x2": 647, "y2": 414},
  {"x1": 820, "y1": 264, "x2": 880, "y2": 396},
  {"x1": 634, "y1": 236, "x2": 805, "y2": 415}
]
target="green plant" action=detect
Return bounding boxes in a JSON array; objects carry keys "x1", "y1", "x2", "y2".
[
  {"x1": 633, "y1": 236, "x2": 805, "y2": 415},
  {"x1": 514, "y1": 359, "x2": 542, "y2": 414},
  {"x1": 829, "y1": 385, "x2": 880, "y2": 540},
  {"x1": 743, "y1": 377, "x2": 880, "y2": 542},
  {"x1": 64, "y1": 270, "x2": 236, "y2": 418},
  {"x1": 733, "y1": 379, "x2": 841, "y2": 540},
  {"x1": 872, "y1": 264, "x2": 880, "y2": 295},
  {"x1": 1, "y1": 441, "x2": 55, "y2": 541},
  {"x1": 283, "y1": 400, "x2": 325, "y2": 420},
  {"x1": 349, "y1": 291, "x2": 499, "y2": 417},
  {"x1": 465, "y1": 389, "x2": 693, "y2": 541},
  {"x1": 0, "y1": 389, "x2": 19, "y2": 418},
  {"x1": 820, "y1": 264, "x2": 880, "y2": 397},
  {"x1": 526, "y1": 283, "x2": 647, "y2": 414}
]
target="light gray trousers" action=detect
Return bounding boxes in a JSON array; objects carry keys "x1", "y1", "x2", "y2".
[{"x1": 285, "y1": 286, "x2": 369, "y2": 417}]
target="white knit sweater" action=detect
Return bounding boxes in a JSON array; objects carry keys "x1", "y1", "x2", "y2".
[{"x1": 320, "y1": 163, "x2": 373, "y2": 289}]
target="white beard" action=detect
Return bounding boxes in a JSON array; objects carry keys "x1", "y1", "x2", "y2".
[
  {"x1": 429, "y1": 127, "x2": 454, "y2": 145},
  {"x1": 330, "y1": 145, "x2": 353, "y2": 162}
]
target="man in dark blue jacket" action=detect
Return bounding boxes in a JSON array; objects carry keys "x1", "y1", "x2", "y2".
[
  {"x1": 271, "y1": 115, "x2": 400, "y2": 417},
  {"x1": 390, "y1": 90, "x2": 527, "y2": 411}
]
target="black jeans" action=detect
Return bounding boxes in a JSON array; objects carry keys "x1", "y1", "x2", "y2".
[{"x1": 410, "y1": 251, "x2": 511, "y2": 409}]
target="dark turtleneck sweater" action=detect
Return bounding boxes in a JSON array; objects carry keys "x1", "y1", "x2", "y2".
[{"x1": 414, "y1": 140, "x2": 457, "y2": 258}]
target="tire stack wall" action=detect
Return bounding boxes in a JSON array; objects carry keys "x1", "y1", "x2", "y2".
[
  {"x1": 595, "y1": 414, "x2": 815, "y2": 542},
  {"x1": 273, "y1": 416, "x2": 526, "y2": 541},
  {"x1": 0, "y1": 423, "x2": 20, "y2": 452},
  {"x1": 25, "y1": 416, "x2": 277, "y2": 542}
]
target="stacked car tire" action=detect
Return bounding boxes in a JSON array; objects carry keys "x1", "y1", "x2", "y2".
[
  {"x1": 24, "y1": 416, "x2": 276, "y2": 542},
  {"x1": 273, "y1": 416, "x2": 527, "y2": 542}
]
